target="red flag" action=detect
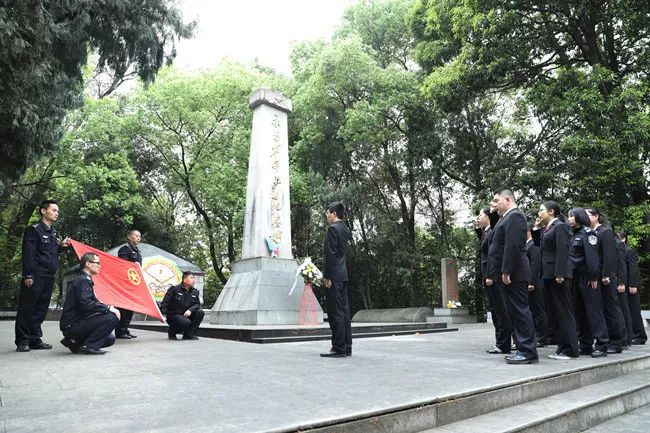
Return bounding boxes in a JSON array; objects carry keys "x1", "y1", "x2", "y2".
[{"x1": 69, "y1": 239, "x2": 164, "y2": 321}]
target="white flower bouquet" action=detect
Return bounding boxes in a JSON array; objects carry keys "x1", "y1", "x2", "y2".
[{"x1": 288, "y1": 257, "x2": 323, "y2": 296}]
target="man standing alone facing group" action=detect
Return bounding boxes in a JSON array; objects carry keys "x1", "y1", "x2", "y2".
[{"x1": 320, "y1": 202, "x2": 352, "y2": 358}]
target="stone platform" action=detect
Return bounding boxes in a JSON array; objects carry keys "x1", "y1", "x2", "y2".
[
  {"x1": 128, "y1": 320, "x2": 456, "y2": 343},
  {"x1": 1, "y1": 322, "x2": 649, "y2": 433}
]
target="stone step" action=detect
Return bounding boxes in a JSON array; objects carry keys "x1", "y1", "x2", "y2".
[
  {"x1": 129, "y1": 321, "x2": 455, "y2": 343},
  {"x1": 250, "y1": 327, "x2": 457, "y2": 344},
  {"x1": 426, "y1": 315, "x2": 477, "y2": 324},
  {"x1": 418, "y1": 369, "x2": 650, "y2": 433},
  {"x1": 298, "y1": 354, "x2": 650, "y2": 432},
  {"x1": 581, "y1": 402, "x2": 650, "y2": 432}
]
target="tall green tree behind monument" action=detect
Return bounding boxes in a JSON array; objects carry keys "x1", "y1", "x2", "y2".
[
  {"x1": 291, "y1": 0, "x2": 455, "y2": 309},
  {"x1": 0, "y1": 0, "x2": 194, "y2": 189}
]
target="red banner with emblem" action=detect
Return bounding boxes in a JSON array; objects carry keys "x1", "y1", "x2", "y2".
[{"x1": 69, "y1": 239, "x2": 164, "y2": 321}]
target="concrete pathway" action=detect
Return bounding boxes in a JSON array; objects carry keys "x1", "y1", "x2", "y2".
[{"x1": 1, "y1": 322, "x2": 648, "y2": 433}]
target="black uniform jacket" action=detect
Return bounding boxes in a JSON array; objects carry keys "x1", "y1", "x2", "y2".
[
  {"x1": 118, "y1": 243, "x2": 143, "y2": 265},
  {"x1": 594, "y1": 225, "x2": 618, "y2": 279},
  {"x1": 625, "y1": 245, "x2": 639, "y2": 287},
  {"x1": 60, "y1": 272, "x2": 111, "y2": 331},
  {"x1": 568, "y1": 227, "x2": 600, "y2": 281},
  {"x1": 615, "y1": 240, "x2": 628, "y2": 286},
  {"x1": 487, "y1": 208, "x2": 531, "y2": 283},
  {"x1": 525, "y1": 239, "x2": 543, "y2": 289},
  {"x1": 323, "y1": 220, "x2": 351, "y2": 282},
  {"x1": 22, "y1": 221, "x2": 63, "y2": 279},
  {"x1": 476, "y1": 211, "x2": 499, "y2": 280},
  {"x1": 537, "y1": 219, "x2": 571, "y2": 280},
  {"x1": 160, "y1": 284, "x2": 201, "y2": 316}
]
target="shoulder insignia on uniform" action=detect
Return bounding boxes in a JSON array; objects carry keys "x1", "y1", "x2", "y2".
[
  {"x1": 584, "y1": 227, "x2": 592, "y2": 232},
  {"x1": 32, "y1": 223, "x2": 39, "y2": 228},
  {"x1": 588, "y1": 235, "x2": 598, "y2": 245}
]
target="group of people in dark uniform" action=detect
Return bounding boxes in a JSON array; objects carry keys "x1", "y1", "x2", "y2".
[
  {"x1": 14, "y1": 200, "x2": 204, "y2": 355},
  {"x1": 476, "y1": 189, "x2": 646, "y2": 364}
]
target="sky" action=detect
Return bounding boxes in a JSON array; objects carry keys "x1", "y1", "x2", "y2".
[{"x1": 174, "y1": 0, "x2": 355, "y2": 75}]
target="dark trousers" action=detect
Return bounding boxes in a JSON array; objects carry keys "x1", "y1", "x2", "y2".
[
  {"x1": 115, "y1": 308, "x2": 134, "y2": 336},
  {"x1": 325, "y1": 281, "x2": 352, "y2": 354},
  {"x1": 544, "y1": 279, "x2": 579, "y2": 356},
  {"x1": 528, "y1": 286, "x2": 547, "y2": 344},
  {"x1": 616, "y1": 289, "x2": 633, "y2": 346},
  {"x1": 572, "y1": 272, "x2": 609, "y2": 352},
  {"x1": 628, "y1": 290, "x2": 647, "y2": 342},
  {"x1": 15, "y1": 276, "x2": 55, "y2": 347},
  {"x1": 501, "y1": 280, "x2": 537, "y2": 358},
  {"x1": 543, "y1": 284, "x2": 558, "y2": 345},
  {"x1": 486, "y1": 283, "x2": 512, "y2": 352},
  {"x1": 64, "y1": 313, "x2": 119, "y2": 350},
  {"x1": 167, "y1": 310, "x2": 204, "y2": 337},
  {"x1": 600, "y1": 279, "x2": 625, "y2": 350}
]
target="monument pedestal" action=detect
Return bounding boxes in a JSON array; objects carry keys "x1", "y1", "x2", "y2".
[
  {"x1": 210, "y1": 257, "x2": 323, "y2": 325},
  {"x1": 426, "y1": 308, "x2": 476, "y2": 324}
]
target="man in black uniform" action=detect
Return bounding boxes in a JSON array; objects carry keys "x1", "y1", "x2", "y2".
[
  {"x1": 615, "y1": 235, "x2": 633, "y2": 348},
  {"x1": 160, "y1": 271, "x2": 204, "y2": 340},
  {"x1": 476, "y1": 206, "x2": 512, "y2": 354},
  {"x1": 115, "y1": 229, "x2": 142, "y2": 339},
  {"x1": 618, "y1": 231, "x2": 646, "y2": 345},
  {"x1": 60, "y1": 252, "x2": 121, "y2": 355},
  {"x1": 586, "y1": 208, "x2": 625, "y2": 354},
  {"x1": 320, "y1": 202, "x2": 352, "y2": 358},
  {"x1": 525, "y1": 228, "x2": 547, "y2": 348},
  {"x1": 15, "y1": 200, "x2": 70, "y2": 352},
  {"x1": 488, "y1": 188, "x2": 537, "y2": 364}
]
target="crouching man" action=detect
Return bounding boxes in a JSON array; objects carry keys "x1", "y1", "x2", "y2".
[
  {"x1": 60, "y1": 252, "x2": 120, "y2": 355},
  {"x1": 160, "y1": 272, "x2": 204, "y2": 340}
]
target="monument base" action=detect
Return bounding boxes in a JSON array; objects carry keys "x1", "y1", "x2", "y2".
[
  {"x1": 210, "y1": 257, "x2": 323, "y2": 325},
  {"x1": 426, "y1": 308, "x2": 477, "y2": 324}
]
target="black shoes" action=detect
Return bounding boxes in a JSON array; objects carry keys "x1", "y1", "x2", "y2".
[
  {"x1": 591, "y1": 350, "x2": 607, "y2": 358},
  {"x1": 505, "y1": 354, "x2": 539, "y2": 364},
  {"x1": 320, "y1": 350, "x2": 346, "y2": 358},
  {"x1": 60, "y1": 338, "x2": 81, "y2": 354},
  {"x1": 116, "y1": 334, "x2": 132, "y2": 339},
  {"x1": 168, "y1": 332, "x2": 178, "y2": 340},
  {"x1": 631, "y1": 338, "x2": 646, "y2": 345},
  {"x1": 486, "y1": 346, "x2": 510, "y2": 354},
  {"x1": 16, "y1": 343, "x2": 30, "y2": 352},
  {"x1": 182, "y1": 335, "x2": 199, "y2": 340},
  {"x1": 606, "y1": 347, "x2": 622, "y2": 354},
  {"x1": 536, "y1": 341, "x2": 547, "y2": 348},
  {"x1": 78, "y1": 346, "x2": 106, "y2": 355},
  {"x1": 30, "y1": 341, "x2": 52, "y2": 350}
]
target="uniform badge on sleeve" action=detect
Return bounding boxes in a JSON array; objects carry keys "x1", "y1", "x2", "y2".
[{"x1": 588, "y1": 235, "x2": 598, "y2": 245}]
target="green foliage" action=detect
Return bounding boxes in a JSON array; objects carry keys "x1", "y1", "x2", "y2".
[{"x1": 0, "y1": 0, "x2": 193, "y2": 188}]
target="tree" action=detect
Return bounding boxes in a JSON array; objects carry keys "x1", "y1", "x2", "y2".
[
  {"x1": 411, "y1": 0, "x2": 650, "y2": 300},
  {"x1": 0, "y1": 0, "x2": 194, "y2": 188},
  {"x1": 292, "y1": 0, "x2": 451, "y2": 308}
]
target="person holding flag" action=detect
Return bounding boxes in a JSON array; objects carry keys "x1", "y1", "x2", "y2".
[
  {"x1": 115, "y1": 229, "x2": 143, "y2": 339},
  {"x1": 60, "y1": 252, "x2": 120, "y2": 355}
]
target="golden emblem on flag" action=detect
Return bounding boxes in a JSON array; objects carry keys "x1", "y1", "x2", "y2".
[{"x1": 127, "y1": 268, "x2": 141, "y2": 285}]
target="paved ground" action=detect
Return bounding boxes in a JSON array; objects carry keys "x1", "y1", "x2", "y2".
[{"x1": 1, "y1": 321, "x2": 649, "y2": 433}]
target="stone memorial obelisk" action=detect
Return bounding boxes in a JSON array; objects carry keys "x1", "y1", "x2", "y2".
[{"x1": 210, "y1": 89, "x2": 323, "y2": 325}]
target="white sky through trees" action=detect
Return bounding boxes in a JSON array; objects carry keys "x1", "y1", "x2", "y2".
[{"x1": 175, "y1": 0, "x2": 354, "y2": 75}]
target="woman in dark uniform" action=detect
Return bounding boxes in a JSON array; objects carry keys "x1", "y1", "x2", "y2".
[{"x1": 568, "y1": 208, "x2": 609, "y2": 358}]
